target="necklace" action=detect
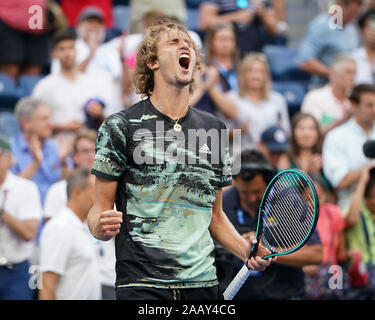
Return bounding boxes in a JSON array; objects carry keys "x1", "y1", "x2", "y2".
[{"x1": 173, "y1": 106, "x2": 189, "y2": 132}]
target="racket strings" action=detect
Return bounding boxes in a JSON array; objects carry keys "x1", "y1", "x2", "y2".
[
  {"x1": 261, "y1": 173, "x2": 315, "y2": 253},
  {"x1": 264, "y1": 185, "x2": 307, "y2": 248}
]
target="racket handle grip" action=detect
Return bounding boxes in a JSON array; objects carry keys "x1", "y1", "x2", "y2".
[{"x1": 223, "y1": 263, "x2": 253, "y2": 300}]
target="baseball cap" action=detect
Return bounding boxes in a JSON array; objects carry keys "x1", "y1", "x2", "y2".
[
  {"x1": 78, "y1": 6, "x2": 105, "y2": 23},
  {"x1": 261, "y1": 126, "x2": 289, "y2": 153},
  {"x1": 0, "y1": 134, "x2": 11, "y2": 154}
]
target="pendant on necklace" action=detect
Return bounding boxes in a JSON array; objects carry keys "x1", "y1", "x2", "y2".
[{"x1": 173, "y1": 123, "x2": 182, "y2": 132}]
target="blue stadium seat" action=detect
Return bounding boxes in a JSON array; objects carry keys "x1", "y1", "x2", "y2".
[
  {"x1": 186, "y1": 8, "x2": 200, "y2": 31},
  {"x1": 263, "y1": 45, "x2": 311, "y2": 82},
  {"x1": 18, "y1": 74, "x2": 43, "y2": 97},
  {"x1": 0, "y1": 73, "x2": 22, "y2": 112},
  {"x1": 113, "y1": 5, "x2": 130, "y2": 31},
  {"x1": 0, "y1": 73, "x2": 17, "y2": 95},
  {"x1": 0, "y1": 111, "x2": 20, "y2": 137},
  {"x1": 272, "y1": 81, "x2": 307, "y2": 117}
]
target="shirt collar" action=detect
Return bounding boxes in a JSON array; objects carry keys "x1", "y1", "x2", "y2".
[
  {"x1": 62, "y1": 207, "x2": 86, "y2": 230},
  {"x1": 349, "y1": 117, "x2": 375, "y2": 137}
]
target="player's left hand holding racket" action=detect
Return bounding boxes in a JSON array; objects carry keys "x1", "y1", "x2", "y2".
[{"x1": 223, "y1": 169, "x2": 319, "y2": 300}]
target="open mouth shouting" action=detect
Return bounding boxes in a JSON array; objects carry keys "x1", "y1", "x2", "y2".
[{"x1": 179, "y1": 52, "x2": 191, "y2": 72}]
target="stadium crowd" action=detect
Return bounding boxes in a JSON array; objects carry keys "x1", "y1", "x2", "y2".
[{"x1": 1, "y1": 0, "x2": 375, "y2": 300}]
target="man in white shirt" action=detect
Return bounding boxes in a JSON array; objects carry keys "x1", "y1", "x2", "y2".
[
  {"x1": 352, "y1": 9, "x2": 375, "y2": 85},
  {"x1": 323, "y1": 84, "x2": 375, "y2": 212},
  {"x1": 43, "y1": 129, "x2": 116, "y2": 299},
  {"x1": 39, "y1": 169, "x2": 101, "y2": 300},
  {"x1": 32, "y1": 32, "x2": 105, "y2": 133},
  {"x1": 0, "y1": 135, "x2": 43, "y2": 300},
  {"x1": 301, "y1": 54, "x2": 356, "y2": 135}
]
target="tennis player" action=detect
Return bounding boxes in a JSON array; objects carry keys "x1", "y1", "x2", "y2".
[{"x1": 87, "y1": 19, "x2": 272, "y2": 300}]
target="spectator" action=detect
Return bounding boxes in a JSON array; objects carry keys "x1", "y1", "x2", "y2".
[
  {"x1": 352, "y1": 9, "x2": 375, "y2": 85},
  {"x1": 303, "y1": 174, "x2": 347, "y2": 300},
  {"x1": 222, "y1": 149, "x2": 322, "y2": 299},
  {"x1": 227, "y1": 53, "x2": 290, "y2": 150},
  {"x1": 33, "y1": 32, "x2": 105, "y2": 133},
  {"x1": 69, "y1": 6, "x2": 124, "y2": 115},
  {"x1": 11, "y1": 97, "x2": 72, "y2": 204},
  {"x1": 60, "y1": 0, "x2": 113, "y2": 28},
  {"x1": 198, "y1": 0, "x2": 279, "y2": 56},
  {"x1": 0, "y1": 0, "x2": 49, "y2": 80},
  {"x1": 190, "y1": 23, "x2": 239, "y2": 118},
  {"x1": 0, "y1": 134, "x2": 43, "y2": 300},
  {"x1": 323, "y1": 84, "x2": 375, "y2": 211},
  {"x1": 39, "y1": 169, "x2": 101, "y2": 300},
  {"x1": 191, "y1": 23, "x2": 239, "y2": 112},
  {"x1": 301, "y1": 54, "x2": 356, "y2": 135},
  {"x1": 279, "y1": 113, "x2": 335, "y2": 201},
  {"x1": 44, "y1": 129, "x2": 116, "y2": 300},
  {"x1": 205, "y1": 23, "x2": 239, "y2": 91},
  {"x1": 129, "y1": 0, "x2": 187, "y2": 33},
  {"x1": 44, "y1": 129, "x2": 97, "y2": 220},
  {"x1": 257, "y1": 126, "x2": 290, "y2": 169},
  {"x1": 279, "y1": 113, "x2": 322, "y2": 173},
  {"x1": 345, "y1": 166, "x2": 375, "y2": 299},
  {"x1": 296, "y1": 0, "x2": 362, "y2": 87}
]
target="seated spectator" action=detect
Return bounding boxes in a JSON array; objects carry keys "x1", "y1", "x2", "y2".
[
  {"x1": 323, "y1": 84, "x2": 375, "y2": 211},
  {"x1": 0, "y1": 0, "x2": 49, "y2": 80},
  {"x1": 296, "y1": 0, "x2": 362, "y2": 87},
  {"x1": 222, "y1": 149, "x2": 322, "y2": 299},
  {"x1": 0, "y1": 135, "x2": 43, "y2": 300},
  {"x1": 205, "y1": 23, "x2": 239, "y2": 91},
  {"x1": 227, "y1": 53, "x2": 290, "y2": 150},
  {"x1": 33, "y1": 32, "x2": 106, "y2": 133},
  {"x1": 11, "y1": 97, "x2": 71, "y2": 204},
  {"x1": 345, "y1": 166, "x2": 375, "y2": 299},
  {"x1": 39, "y1": 169, "x2": 101, "y2": 300},
  {"x1": 301, "y1": 54, "x2": 356, "y2": 135},
  {"x1": 257, "y1": 126, "x2": 290, "y2": 169},
  {"x1": 279, "y1": 113, "x2": 335, "y2": 201},
  {"x1": 303, "y1": 174, "x2": 348, "y2": 300},
  {"x1": 44, "y1": 129, "x2": 97, "y2": 220},
  {"x1": 198, "y1": 0, "x2": 279, "y2": 56},
  {"x1": 190, "y1": 23, "x2": 239, "y2": 120},
  {"x1": 352, "y1": 9, "x2": 375, "y2": 85}
]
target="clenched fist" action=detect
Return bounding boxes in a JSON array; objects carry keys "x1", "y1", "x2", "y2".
[{"x1": 94, "y1": 210, "x2": 123, "y2": 241}]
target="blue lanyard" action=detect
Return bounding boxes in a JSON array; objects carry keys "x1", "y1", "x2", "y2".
[{"x1": 236, "y1": 208, "x2": 245, "y2": 225}]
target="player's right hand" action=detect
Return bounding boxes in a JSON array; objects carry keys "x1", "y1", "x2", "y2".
[{"x1": 97, "y1": 210, "x2": 123, "y2": 241}]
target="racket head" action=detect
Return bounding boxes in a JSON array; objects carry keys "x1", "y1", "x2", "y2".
[{"x1": 252, "y1": 169, "x2": 319, "y2": 259}]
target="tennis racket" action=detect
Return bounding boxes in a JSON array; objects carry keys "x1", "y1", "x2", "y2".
[{"x1": 223, "y1": 169, "x2": 319, "y2": 300}]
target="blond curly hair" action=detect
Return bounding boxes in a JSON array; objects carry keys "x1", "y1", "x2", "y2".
[{"x1": 133, "y1": 19, "x2": 202, "y2": 97}]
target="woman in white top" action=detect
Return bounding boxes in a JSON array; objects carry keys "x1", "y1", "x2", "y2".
[{"x1": 226, "y1": 52, "x2": 291, "y2": 151}]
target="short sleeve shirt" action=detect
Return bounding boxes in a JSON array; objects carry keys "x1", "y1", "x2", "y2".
[{"x1": 92, "y1": 98, "x2": 232, "y2": 289}]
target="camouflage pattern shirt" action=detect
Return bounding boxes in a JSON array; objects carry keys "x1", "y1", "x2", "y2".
[{"x1": 92, "y1": 99, "x2": 232, "y2": 289}]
